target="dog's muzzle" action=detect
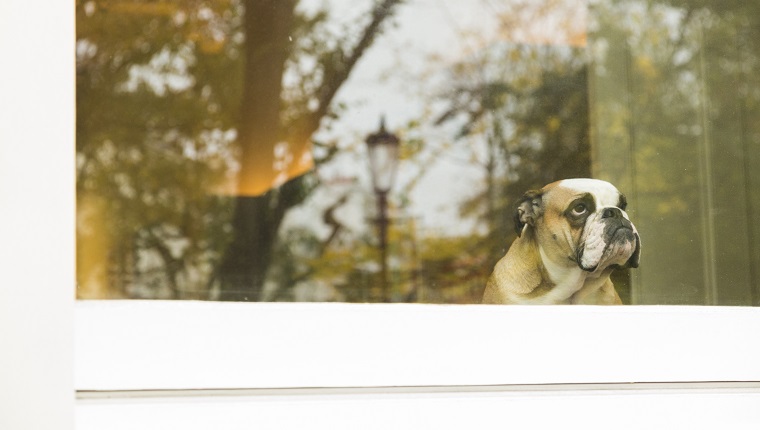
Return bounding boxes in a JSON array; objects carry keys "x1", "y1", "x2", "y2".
[{"x1": 579, "y1": 207, "x2": 640, "y2": 272}]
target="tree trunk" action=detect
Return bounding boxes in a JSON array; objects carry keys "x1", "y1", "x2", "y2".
[
  {"x1": 217, "y1": 0, "x2": 296, "y2": 301},
  {"x1": 217, "y1": 0, "x2": 403, "y2": 301},
  {"x1": 217, "y1": 194, "x2": 276, "y2": 301}
]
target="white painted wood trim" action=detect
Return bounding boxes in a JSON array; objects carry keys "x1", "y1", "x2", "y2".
[
  {"x1": 75, "y1": 382, "x2": 760, "y2": 430},
  {"x1": 0, "y1": 0, "x2": 76, "y2": 429},
  {"x1": 76, "y1": 301, "x2": 760, "y2": 391}
]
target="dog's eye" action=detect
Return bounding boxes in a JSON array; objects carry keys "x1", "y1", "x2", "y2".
[{"x1": 571, "y1": 203, "x2": 588, "y2": 216}]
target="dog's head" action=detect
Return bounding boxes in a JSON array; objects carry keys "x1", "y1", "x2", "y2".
[{"x1": 514, "y1": 178, "x2": 640, "y2": 273}]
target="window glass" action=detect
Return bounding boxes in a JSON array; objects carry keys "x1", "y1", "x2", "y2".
[{"x1": 76, "y1": 0, "x2": 760, "y2": 305}]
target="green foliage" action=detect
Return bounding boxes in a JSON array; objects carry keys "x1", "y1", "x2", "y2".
[
  {"x1": 430, "y1": 40, "x2": 592, "y2": 276},
  {"x1": 591, "y1": 0, "x2": 760, "y2": 304},
  {"x1": 77, "y1": 0, "x2": 242, "y2": 298},
  {"x1": 77, "y1": 0, "x2": 405, "y2": 300}
]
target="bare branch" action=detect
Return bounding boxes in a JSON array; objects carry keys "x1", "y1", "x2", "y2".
[{"x1": 295, "y1": 0, "x2": 404, "y2": 140}]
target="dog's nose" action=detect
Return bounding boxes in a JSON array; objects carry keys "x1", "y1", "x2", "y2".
[{"x1": 602, "y1": 207, "x2": 623, "y2": 219}]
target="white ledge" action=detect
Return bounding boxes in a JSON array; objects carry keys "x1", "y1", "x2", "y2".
[{"x1": 75, "y1": 301, "x2": 760, "y2": 391}]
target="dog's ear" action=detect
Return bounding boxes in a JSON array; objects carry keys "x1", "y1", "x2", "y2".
[{"x1": 514, "y1": 189, "x2": 543, "y2": 237}]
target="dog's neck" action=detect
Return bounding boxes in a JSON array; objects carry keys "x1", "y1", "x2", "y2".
[
  {"x1": 487, "y1": 228, "x2": 616, "y2": 305},
  {"x1": 539, "y1": 245, "x2": 584, "y2": 289},
  {"x1": 502, "y1": 229, "x2": 609, "y2": 304},
  {"x1": 537, "y1": 242, "x2": 613, "y2": 304}
]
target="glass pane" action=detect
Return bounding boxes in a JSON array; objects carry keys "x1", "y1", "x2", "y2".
[
  {"x1": 76, "y1": 0, "x2": 759, "y2": 305},
  {"x1": 590, "y1": 1, "x2": 760, "y2": 305}
]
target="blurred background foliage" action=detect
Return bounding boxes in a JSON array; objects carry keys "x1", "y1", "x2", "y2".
[{"x1": 77, "y1": 0, "x2": 760, "y2": 304}]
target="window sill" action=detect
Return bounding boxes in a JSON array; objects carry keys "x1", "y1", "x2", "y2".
[{"x1": 75, "y1": 300, "x2": 760, "y2": 391}]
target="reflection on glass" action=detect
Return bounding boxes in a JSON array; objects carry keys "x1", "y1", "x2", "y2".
[
  {"x1": 76, "y1": 0, "x2": 759, "y2": 305},
  {"x1": 591, "y1": 1, "x2": 760, "y2": 305}
]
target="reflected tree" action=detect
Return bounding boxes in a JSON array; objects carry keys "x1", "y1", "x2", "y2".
[
  {"x1": 590, "y1": 0, "x2": 760, "y2": 304},
  {"x1": 218, "y1": 0, "x2": 404, "y2": 301},
  {"x1": 77, "y1": 0, "x2": 240, "y2": 298},
  {"x1": 76, "y1": 0, "x2": 404, "y2": 300},
  {"x1": 432, "y1": 40, "x2": 591, "y2": 281}
]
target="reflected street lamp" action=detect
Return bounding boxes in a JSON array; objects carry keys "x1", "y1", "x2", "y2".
[{"x1": 365, "y1": 117, "x2": 400, "y2": 302}]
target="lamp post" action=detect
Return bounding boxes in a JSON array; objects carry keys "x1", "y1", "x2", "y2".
[{"x1": 365, "y1": 117, "x2": 400, "y2": 302}]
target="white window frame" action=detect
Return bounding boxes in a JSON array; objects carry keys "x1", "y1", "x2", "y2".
[
  {"x1": 73, "y1": 302, "x2": 760, "y2": 429},
  {"x1": 4, "y1": 1, "x2": 760, "y2": 429},
  {"x1": 0, "y1": 1, "x2": 75, "y2": 429},
  {"x1": 75, "y1": 301, "x2": 760, "y2": 391}
]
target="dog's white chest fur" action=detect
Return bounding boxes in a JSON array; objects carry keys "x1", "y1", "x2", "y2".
[{"x1": 538, "y1": 245, "x2": 585, "y2": 303}]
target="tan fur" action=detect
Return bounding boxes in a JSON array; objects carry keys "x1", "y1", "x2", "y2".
[
  {"x1": 482, "y1": 179, "x2": 632, "y2": 305},
  {"x1": 482, "y1": 228, "x2": 546, "y2": 304}
]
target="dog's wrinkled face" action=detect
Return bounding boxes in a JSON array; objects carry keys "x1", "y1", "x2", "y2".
[{"x1": 516, "y1": 178, "x2": 640, "y2": 274}]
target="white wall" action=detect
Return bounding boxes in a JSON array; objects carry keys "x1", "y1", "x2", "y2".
[{"x1": 0, "y1": 1, "x2": 75, "y2": 429}]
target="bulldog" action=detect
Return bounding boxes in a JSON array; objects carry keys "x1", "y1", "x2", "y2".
[{"x1": 482, "y1": 178, "x2": 640, "y2": 305}]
